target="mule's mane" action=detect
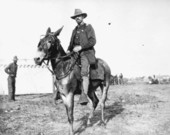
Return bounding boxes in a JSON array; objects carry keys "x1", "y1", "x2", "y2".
[
  {"x1": 47, "y1": 34, "x2": 66, "y2": 59},
  {"x1": 53, "y1": 37, "x2": 66, "y2": 57}
]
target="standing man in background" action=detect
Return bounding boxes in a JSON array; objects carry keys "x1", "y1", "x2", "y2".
[
  {"x1": 4, "y1": 56, "x2": 18, "y2": 101},
  {"x1": 67, "y1": 9, "x2": 96, "y2": 105},
  {"x1": 119, "y1": 73, "x2": 124, "y2": 85}
]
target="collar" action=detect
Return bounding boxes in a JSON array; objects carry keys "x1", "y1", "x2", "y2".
[{"x1": 76, "y1": 23, "x2": 86, "y2": 29}]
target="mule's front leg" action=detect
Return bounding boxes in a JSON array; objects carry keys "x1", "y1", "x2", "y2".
[{"x1": 61, "y1": 93, "x2": 74, "y2": 135}]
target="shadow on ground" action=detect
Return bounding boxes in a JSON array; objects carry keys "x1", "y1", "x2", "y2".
[{"x1": 74, "y1": 101, "x2": 124, "y2": 135}]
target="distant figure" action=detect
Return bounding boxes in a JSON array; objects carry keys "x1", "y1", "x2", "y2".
[
  {"x1": 148, "y1": 75, "x2": 159, "y2": 84},
  {"x1": 4, "y1": 56, "x2": 18, "y2": 101},
  {"x1": 115, "y1": 75, "x2": 119, "y2": 85},
  {"x1": 110, "y1": 75, "x2": 118, "y2": 85},
  {"x1": 119, "y1": 73, "x2": 124, "y2": 85},
  {"x1": 152, "y1": 75, "x2": 159, "y2": 84}
]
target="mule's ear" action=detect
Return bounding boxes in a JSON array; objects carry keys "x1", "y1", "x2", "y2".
[
  {"x1": 46, "y1": 27, "x2": 51, "y2": 35},
  {"x1": 54, "y1": 26, "x2": 64, "y2": 36}
]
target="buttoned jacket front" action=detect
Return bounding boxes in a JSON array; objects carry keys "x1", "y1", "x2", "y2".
[{"x1": 68, "y1": 23, "x2": 96, "y2": 65}]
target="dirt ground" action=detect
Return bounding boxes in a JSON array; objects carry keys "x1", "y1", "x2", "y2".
[{"x1": 1, "y1": 84, "x2": 170, "y2": 135}]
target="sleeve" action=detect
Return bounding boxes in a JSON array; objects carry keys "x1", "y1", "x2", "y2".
[
  {"x1": 15, "y1": 65, "x2": 18, "y2": 77},
  {"x1": 4, "y1": 63, "x2": 12, "y2": 75},
  {"x1": 67, "y1": 30, "x2": 75, "y2": 51},
  {"x1": 81, "y1": 24, "x2": 96, "y2": 50}
]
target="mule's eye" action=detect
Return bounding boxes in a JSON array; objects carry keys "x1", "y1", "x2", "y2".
[
  {"x1": 38, "y1": 48, "x2": 42, "y2": 51},
  {"x1": 38, "y1": 46, "x2": 43, "y2": 51}
]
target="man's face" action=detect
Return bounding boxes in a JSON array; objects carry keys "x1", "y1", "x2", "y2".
[
  {"x1": 75, "y1": 15, "x2": 84, "y2": 25},
  {"x1": 13, "y1": 59, "x2": 18, "y2": 63}
]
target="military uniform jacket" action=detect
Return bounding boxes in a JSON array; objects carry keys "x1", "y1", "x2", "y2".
[
  {"x1": 4, "y1": 62, "x2": 18, "y2": 77},
  {"x1": 67, "y1": 23, "x2": 96, "y2": 65}
]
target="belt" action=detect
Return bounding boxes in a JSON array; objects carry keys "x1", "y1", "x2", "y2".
[{"x1": 81, "y1": 46, "x2": 94, "y2": 52}]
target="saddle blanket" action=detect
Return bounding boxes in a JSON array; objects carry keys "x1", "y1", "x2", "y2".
[{"x1": 90, "y1": 61, "x2": 104, "y2": 80}]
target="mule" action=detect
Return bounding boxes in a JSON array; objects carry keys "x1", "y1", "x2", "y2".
[{"x1": 34, "y1": 27, "x2": 111, "y2": 135}]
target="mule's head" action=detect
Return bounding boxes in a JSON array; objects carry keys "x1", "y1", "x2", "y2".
[{"x1": 34, "y1": 26, "x2": 63, "y2": 65}]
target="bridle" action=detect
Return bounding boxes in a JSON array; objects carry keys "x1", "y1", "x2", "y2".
[
  {"x1": 38, "y1": 33, "x2": 59, "y2": 75},
  {"x1": 39, "y1": 33, "x2": 59, "y2": 60},
  {"x1": 39, "y1": 33, "x2": 79, "y2": 79},
  {"x1": 43, "y1": 51, "x2": 79, "y2": 79}
]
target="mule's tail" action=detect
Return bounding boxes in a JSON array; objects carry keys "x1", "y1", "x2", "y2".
[{"x1": 97, "y1": 58, "x2": 111, "y2": 86}]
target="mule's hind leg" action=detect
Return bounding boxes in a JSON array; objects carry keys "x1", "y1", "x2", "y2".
[
  {"x1": 100, "y1": 83, "x2": 109, "y2": 124},
  {"x1": 87, "y1": 88, "x2": 99, "y2": 125},
  {"x1": 61, "y1": 93, "x2": 74, "y2": 135}
]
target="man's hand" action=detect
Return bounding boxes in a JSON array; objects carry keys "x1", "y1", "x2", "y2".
[
  {"x1": 73, "y1": 46, "x2": 82, "y2": 52},
  {"x1": 66, "y1": 50, "x2": 70, "y2": 54},
  {"x1": 10, "y1": 74, "x2": 14, "y2": 77}
]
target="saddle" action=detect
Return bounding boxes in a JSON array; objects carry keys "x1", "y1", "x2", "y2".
[
  {"x1": 54, "y1": 53, "x2": 105, "y2": 81},
  {"x1": 89, "y1": 60, "x2": 104, "y2": 80}
]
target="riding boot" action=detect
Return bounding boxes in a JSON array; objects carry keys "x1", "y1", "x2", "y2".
[{"x1": 78, "y1": 76, "x2": 89, "y2": 105}]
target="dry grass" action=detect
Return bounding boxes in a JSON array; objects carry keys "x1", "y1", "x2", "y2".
[{"x1": 1, "y1": 84, "x2": 170, "y2": 135}]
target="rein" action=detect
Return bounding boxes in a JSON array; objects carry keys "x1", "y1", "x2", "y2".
[
  {"x1": 43, "y1": 61, "x2": 55, "y2": 75},
  {"x1": 40, "y1": 32, "x2": 79, "y2": 80},
  {"x1": 43, "y1": 52, "x2": 79, "y2": 80}
]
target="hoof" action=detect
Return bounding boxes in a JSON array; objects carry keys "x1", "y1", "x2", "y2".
[
  {"x1": 80, "y1": 102, "x2": 88, "y2": 105},
  {"x1": 8, "y1": 99, "x2": 15, "y2": 102},
  {"x1": 100, "y1": 121, "x2": 106, "y2": 127}
]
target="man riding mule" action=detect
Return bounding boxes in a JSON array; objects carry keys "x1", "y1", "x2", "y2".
[
  {"x1": 34, "y1": 27, "x2": 110, "y2": 135},
  {"x1": 67, "y1": 9, "x2": 97, "y2": 105},
  {"x1": 34, "y1": 10, "x2": 111, "y2": 134}
]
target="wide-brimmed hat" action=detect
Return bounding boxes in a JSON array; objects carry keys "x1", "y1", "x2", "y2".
[
  {"x1": 13, "y1": 56, "x2": 18, "y2": 61},
  {"x1": 71, "y1": 9, "x2": 87, "y2": 19}
]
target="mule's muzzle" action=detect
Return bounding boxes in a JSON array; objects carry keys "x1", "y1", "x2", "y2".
[{"x1": 34, "y1": 57, "x2": 42, "y2": 65}]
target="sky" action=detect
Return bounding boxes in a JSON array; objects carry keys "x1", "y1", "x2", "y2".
[{"x1": 0, "y1": 0, "x2": 170, "y2": 77}]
